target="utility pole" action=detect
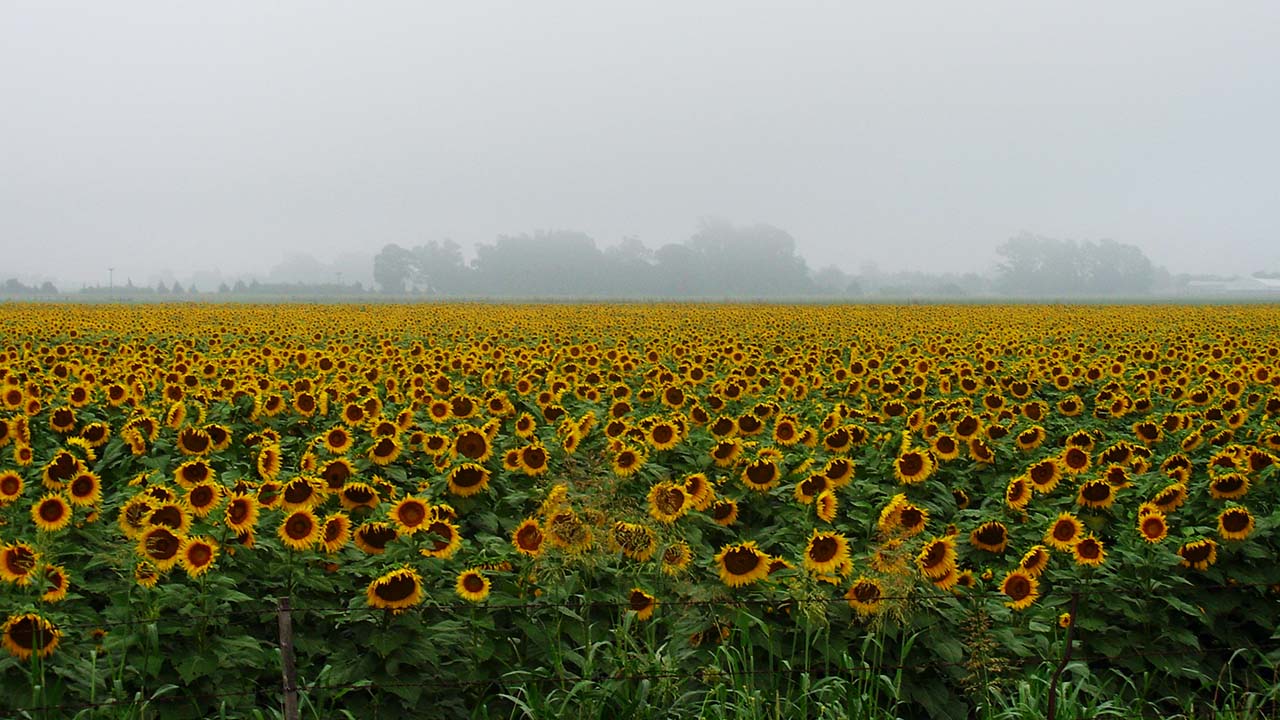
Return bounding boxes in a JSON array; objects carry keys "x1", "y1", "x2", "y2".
[{"x1": 108, "y1": 267, "x2": 115, "y2": 290}]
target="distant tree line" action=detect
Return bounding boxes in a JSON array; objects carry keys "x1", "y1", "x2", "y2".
[{"x1": 2, "y1": 278, "x2": 59, "y2": 295}]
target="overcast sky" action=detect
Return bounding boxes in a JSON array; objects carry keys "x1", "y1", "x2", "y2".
[{"x1": 3, "y1": 1, "x2": 1278, "y2": 287}]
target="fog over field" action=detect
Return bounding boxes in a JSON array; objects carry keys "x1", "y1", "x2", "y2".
[{"x1": 2, "y1": 1, "x2": 1278, "y2": 290}]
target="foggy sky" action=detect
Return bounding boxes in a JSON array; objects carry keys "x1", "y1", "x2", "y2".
[{"x1": 3, "y1": 1, "x2": 1279, "y2": 288}]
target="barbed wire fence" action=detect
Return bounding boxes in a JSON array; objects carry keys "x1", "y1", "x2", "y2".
[{"x1": 9, "y1": 582, "x2": 1280, "y2": 720}]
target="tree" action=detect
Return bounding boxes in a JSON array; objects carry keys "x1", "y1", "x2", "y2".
[{"x1": 995, "y1": 233, "x2": 1158, "y2": 297}]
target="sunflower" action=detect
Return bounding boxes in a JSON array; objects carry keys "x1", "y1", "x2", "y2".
[
  {"x1": 1027, "y1": 458, "x2": 1062, "y2": 494},
  {"x1": 512, "y1": 442, "x2": 549, "y2": 476},
  {"x1": 1005, "y1": 476, "x2": 1032, "y2": 511},
  {"x1": 49, "y1": 406, "x2": 77, "y2": 434},
  {"x1": 174, "y1": 459, "x2": 214, "y2": 488},
  {"x1": 176, "y1": 426, "x2": 212, "y2": 456},
  {"x1": 41, "y1": 451, "x2": 81, "y2": 490},
  {"x1": 389, "y1": 497, "x2": 431, "y2": 534},
  {"x1": 0, "y1": 470, "x2": 22, "y2": 505},
  {"x1": 710, "y1": 439, "x2": 743, "y2": 467},
  {"x1": 452, "y1": 427, "x2": 491, "y2": 464},
  {"x1": 1045, "y1": 512, "x2": 1083, "y2": 551},
  {"x1": 67, "y1": 471, "x2": 101, "y2": 507},
  {"x1": 1138, "y1": 512, "x2": 1168, "y2": 543},
  {"x1": 823, "y1": 457, "x2": 855, "y2": 487},
  {"x1": 419, "y1": 518, "x2": 461, "y2": 558},
  {"x1": 355, "y1": 522, "x2": 400, "y2": 555},
  {"x1": 1178, "y1": 538, "x2": 1218, "y2": 570},
  {"x1": 894, "y1": 449, "x2": 934, "y2": 485},
  {"x1": 224, "y1": 494, "x2": 259, "y2": 533},
  {"x1": 257, "y1": 444, "x2": 283, "y2": 480},
  {"x1": 0, "y1": 542, "x2": 38, "y2": 585},
  {"x1": 183, "y1": 482, "x2": 222, "y2": 518},
  {"x1": 133, "y1": 560, "x2": 160, "y2": 588},
  {"x1": 367, "y1": 566, "x2": 424, "y2": 611},
  {"x1": 612, "y1": 447, "x2": 645, "y2": 477},
  {"x1": 32, "y1": 493, "x2": 73, "y2": 532},
  {"x1": 455, "y1": 568, "x2": 491, "y2": 602},
  {"x1": 278, "y1": 510, "x2": 321, "y2": 551},
  {"x1": 683, "y1": 473, "x2": 715, "y2": 511},
  {"x1": 1020, "y1": 545, "x2": 1051, "y2": 577},
  {"x1": 41, "y1": 565, "x2": 70, "y2": 603},
  {"x1": 612, "y1": 521, "x2": 657, "y2": 561},
  {"x1": 281, "y1": 477, "x2": 321, "y2": 510},
  {"x1": 1218, "y1": 507, "x2": 1255, "y2": 541},
  {"x1": 180, "y1": 536, "x2": 218, "y2": 577},
  {"x1": 2, "y1": 613, "x2": 60, "y2": 661},
  {"x1": 1061, "y1": 447, "x2": 1091, "y2": 475},
  {"x1": 628, "y1": 588, "x2": 658, "y2": 621},
  {"x1": 648, "y1": 421, "x2": 680, "y2": 451},
  {"x1": 147, "y1": 502, "x2": 190, "y2": 534},
  {"x1": 512, "y1": 518, "x2": 544, "y2": 556},
  {"x1": 647, "y1": 482, "x2": 689, "y2": 524},
  {"x1": 1151, "y1": 482, "x2": 1188, "y2": 513},
  {"x1": 1072, "y1": 536, "x2": 1106, "y2": 567},
  {"x1": 447, "y1": 463, "x2": 491, "y2": 497},
  {"x1": 916, "y1": 536, "x2": 956, "y2": 580},
  {"x1": 803, "y1": 530, "x2": 851, "y2": 575},
  {"x1": 1001, "y1": 569, "x2": 1039, "y2": 610},
  {"x1": 338, "y1": 481, "x2": 380, "y2": 510},
  {"x1": 710, "y1": 499, "x2": 739, "y2": 527},
  {"x1": 322, "y1": 426, "x2": 353, "y2": 455},
  {"x1": 138, "y1": 526, "x2": 184, "y2": 571},
  {"x1": 660, "y1": 542, "x2": 692, "y2": 575},
  {"x1": 715, "y1": 541, "x2": 770, "y2": 588},
  {"x1": 320, "y1": 513, "x2": 351, "y2": 553},
  {"x1": 815, "y1": 489, "x2": 838, "y2": 523},
  {"x1": 845, "y1": 577, "x2": 885, "y2": 617},
  {"x1": 740, "y1": 459, "x2": 779, "y2": 492},
  {"x1": 1015, "y1": 426, "x2": 1046, "y2": 452},
  {"x1": 1076, "y1": 480, "x2": 1116, "y2": 510},
  {"x1": 1209, "y1": 473, "x2": 1249, "y2": 501},
  {"x1": 970, "y1": 521, "x2": 1009, "y2": 554}
]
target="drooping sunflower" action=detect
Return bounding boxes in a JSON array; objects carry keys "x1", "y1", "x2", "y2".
[
  {"x1": 278, "y1": 510, "x2": 321, "y2": 551},
  {"x1": 419, "y1": 518, "x2": 460, "y2": 558},
  {"x1": 367, "y1": 566, "x2": 424, "y2": 611},
  {"x1": 660, "y1": 541, "x2": 692, "y2": 575},
  {"x1": 1076, "y1": 480, "x2": 1116, "y2": 510},
  {"x1": 257, "y1": 444, "x2": 283, "y2": 480},
  {"x1": 1005, "y1": 475, "x2": 1032, "y2": 511},
  {"x1": 174, "y1": 459, "x2": 214, "y2": 488},
  {"x1": 1001, "y1": 569, "x2": 1039, "y2": 610},
  {"x1": 1151, "y1": 482, "x2": 1188, "y2": 513},
  {"x1": 710, "y1": 499, "x2": 738, "y2": 527},
  {"x1": 709, "y1": 439, "x2": 743, "y2": 468},
  {"x1": 455, "y1": 568, "x2": 491, "y2": 602},
  {"x1": 133, "y1": 561, "x2": 160, "y2": 588},
  {"x1": 224, "y1": 494, "x2": 259, "y2": 533},
  {"x1": 338, "y1": 481, "x2": 380, "y2": 510},
  {"x1": 41, "y1": 451, "x2": 81, "y2": 490},
  {"x1": 916, "y1": 536, "x2": 956, "y2": 580},
  {"x1": 1015, "y1": 426, "x2": 1046, "y2": 452},
  {"x1": 683, "y1": 473, "x2": 714, "y2": 511},
  {"x1": 448, "y1": 463, "x2": 491, "y2": 497},
  {"x1": 0, "y1": 542, "x2": 39, "y2": 585},
  {"x1": 612, "y1": 521, "x2": 657, "y2": 562},
  {"x1": 1019, "y1": 545, "x2": 1051, "y2": 577},
  {"x1": 628, "y1": 588, "x2": 658, "y2": 620},
  {"x1": 354, "y1": 522, "x2": 400, "y2": 555},
  {"x1": 815, "y1": 489, "x2": 838, "y2": 523},
  {"x1": 1026, "y1": 458, "x2": 1062, "y2": 494},
  {"x1": 180, "y1": 536, "x2": 218, "y2": 577},
  {"x1": 41, "y1": 565, "x2": 70, "y2": 603},
  {"x1": 2, "y1": 613, "x2": 61, "y2": 661},
  {"x1": 1217, "y1": 507, "x2": 1255, "y2": 541},
  {"x1": 970, "y1": 522, "x2": 1009, "y2": 554},
  {"x1": 803, "y1": 530, "x2": 851, "y2": 575},
  {"x1": 320, "y1": 513, "x2": 351, "y2": 553},
  {"x1": 898, "y1": 499, "x2": 930, "y2": 537},
  {"x1": 647, "y1": 482, "x2": 689, "y2": 524},
  {"x1": 845, "y1": 577, "x2": 885, "y2": 617},
  {"x1": 32, "y1": 493, "x2": 73, "y2": 532},
  {"x1": 1177, "y1": 538, "x2": 1218, "y2": 570},
  {"x1": 1072, "y1": 536, "x2": 1106, "y2": 567},
  {"x1": 1045, "y1": 512, "x2": 1084, "y2": 552},
  {"x1": 715, "y1": 541, "x2": 770, "y2": 588},
  {"x1": 1209, "y1": 473, "x2": 1249, "y2": 501},
  {"x1": 137, "y1": 526, "x2": 184, "y2": 571},
  {"x1": 512, "y1": 518, "x2": 544, "y2": 556}
]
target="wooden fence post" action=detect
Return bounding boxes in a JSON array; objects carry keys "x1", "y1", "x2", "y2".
[{"x1": 278, "y1": 596, "x2": 300, "y2": 720}]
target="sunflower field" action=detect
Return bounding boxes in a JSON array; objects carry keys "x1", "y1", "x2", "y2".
[{"x1": 1, "y1": 303, "x2": 1278, "y2": 719}]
